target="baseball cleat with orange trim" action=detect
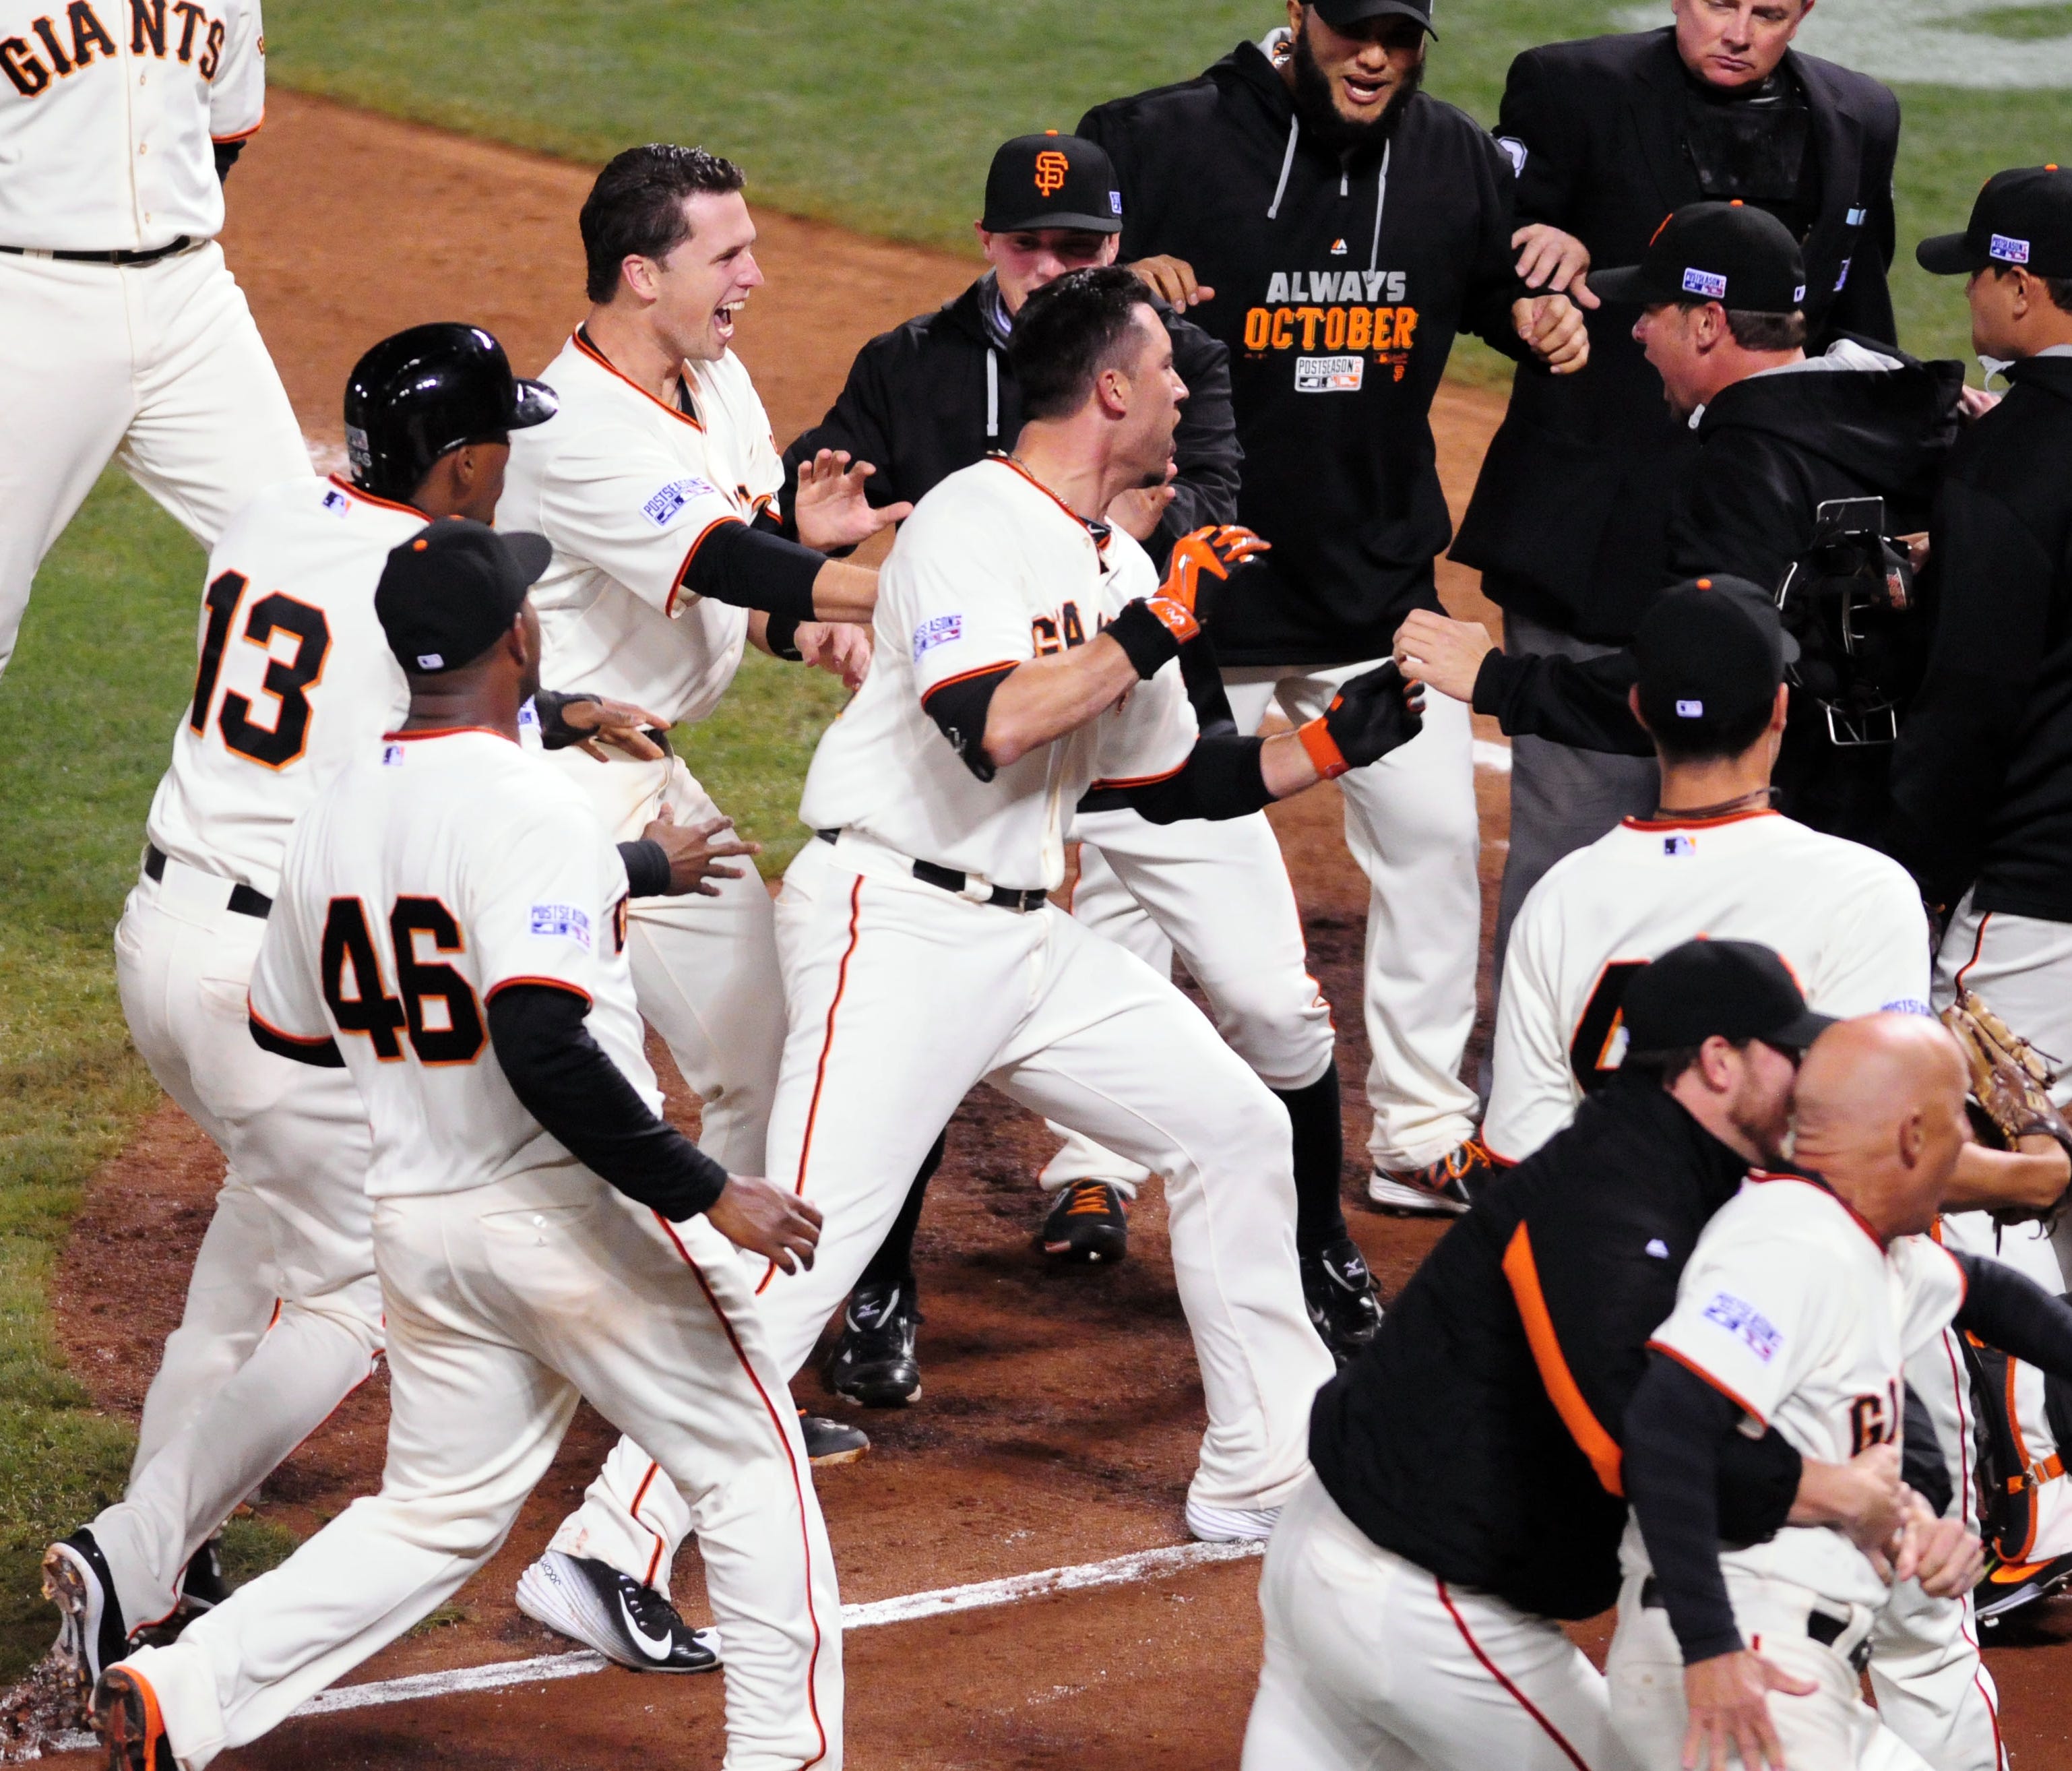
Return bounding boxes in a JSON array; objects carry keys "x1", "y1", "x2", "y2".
[
  {"x1": 1977, "y1": 1549, "x2": 2072, "y2": 1623},
  {"x1": 90, "y1": 1664, "x2": 176, "y2": 1771},
  {"x1": 1369, "y1": 1138, "x2": 1496, "y2": 1217},
  {"x1": 45, "y1": 1529, "x2": 129, "y2": 1696},
  {"x1": 1040, "y1": 1179, "x2": 1131, "y2": 1264},
  {"x1": 514, "y1": 1550, "x2": 720, "y2": 1673}
]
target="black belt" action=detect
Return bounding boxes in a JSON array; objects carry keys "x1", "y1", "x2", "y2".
[
  {"x1": 815, "y1": 830, "x2": 1048, "y2": 912},
  {"x1": 0, "y1": 235, "x2": 193, "y2": 265},
  {"x1": 145, "y1": 844, "x2": 272, "y2": 918},
  {"x1": 1638, "y1": 1576, "x2": 1869, "y2": 1675}
]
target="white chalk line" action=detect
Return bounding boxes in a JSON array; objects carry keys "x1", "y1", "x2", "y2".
[{"x1": 38, "y1": 1537, "x2": 1265, "y2": 1756}]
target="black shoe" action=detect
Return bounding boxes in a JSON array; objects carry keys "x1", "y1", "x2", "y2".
[
  {"x1": 1369, "y1": 1138, "x2": 1495, "y2": 1218},
  {"x1": 1040, "y1": 1180, "x2": 1130, "y2": 1264},
  {"x1": 177, "y1": 1538, "x2": 228, "y2": 1615},
  {"x1": 1977, "y1": 1550, "x2": 2072, "y2": 1623},
  {"x1": 800, "y1": 1411, "x2": 869, "y2": 1465},
  {"x1": 90, "y1": 1665, "x2": 177, "y2": 1771},
  {"x1": 44, "y1": 1529, "x2": 128, "y2": 1696},
  {"x1": 513, "y1": 1550, "x2": 720, "y2": 1673},
  {"x1": 1302, "y1": 1237, "x2": 1384, "y2": 1365},
  {"x1": 825, "y1": 1279, "x2": 922, "y2": 1407}
]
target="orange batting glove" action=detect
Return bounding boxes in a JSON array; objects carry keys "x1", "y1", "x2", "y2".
[{"x1": 1159, "y1": 524, "x2": 1272, "y2": 616}]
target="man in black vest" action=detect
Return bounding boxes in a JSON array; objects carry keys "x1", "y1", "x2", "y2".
[{"x1": 1450, "y1": 0, "x2": 1901, "y2": 977}]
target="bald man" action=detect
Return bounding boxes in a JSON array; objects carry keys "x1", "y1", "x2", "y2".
[{"x1": 1609, "y1": 1017, "x2": 2072, "y2": 1771}]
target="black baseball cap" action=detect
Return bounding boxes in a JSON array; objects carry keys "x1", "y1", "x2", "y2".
[
  {"x1": 1918, "y1": 165, "x2": 2072, "y2": 279},
  {"x1": 1313, "y1": 0, "x2": 1438, "y2": 36},
  {"x1": 1624, "y1": 939, "x2": 1835, "y2": 1058},
  {"x1": 982, "y1": 133, "x2": 1123, "y2": 235},
  {"x1": 1593, "y1": 201, "x2": 1808, "y2": 315},
  {"x1": 1634, "y1": 576, "x2": 1796, "y2": 751},
  {"x1": 375, "y1": 519, "x2": 553, "y2": 676}
]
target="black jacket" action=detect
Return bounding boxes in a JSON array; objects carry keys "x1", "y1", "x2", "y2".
[
  {"x1": 1310, "y1": 1080, "x2": 1801, "y2": 1621},
  {"x1": 1888, "y1": 355, "x2": 2072, "y2": 921},
  {"x1": 1079, "y1": 39, "x2": 1532, "y2": 666},
  {"x1": 1475, "y1": 347, "x2": 1961, "y2": 839},
  {"x1": 1452, "y1": 28, "x2": 1902, "y2": 642},
  {"x1": 778, "y1": 272, "x2": 1240, "y2": 574}
]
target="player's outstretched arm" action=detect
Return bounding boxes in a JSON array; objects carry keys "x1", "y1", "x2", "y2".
[{"x1": 678, "y1": 519, "x2": 880, "y2": 626}]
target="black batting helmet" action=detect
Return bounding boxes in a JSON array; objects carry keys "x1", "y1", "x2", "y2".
[{"x1": 343, "y1": 324, "x2": 556, "y2": 502}]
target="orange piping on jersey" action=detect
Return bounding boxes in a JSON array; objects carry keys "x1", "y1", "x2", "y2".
[
  {"x1": 1954, "y1": 913, "x2": 1994, "y2": 993},
  {"x1": 1646, "y1": 1338, "x2": 1768, "y2": 1429},
  {"x1": 483, "y1": 976, "x2": 595, "y2": 1007},
  {"x1": 1621, "y1": 809, "x2": 1780, "y2": 833},
  {"x1": 765, "y1": 877, "x2": 865, "y2": 1297},
  {"x1": 663, "y1": 516, "x2": 748, "y2": 617},
  {"x1": 1503, "y1": 1224, "x2": 1625, "y2": 1495},
  {"x1": 1088, "y1": 760, "x2": 1187, "y2": 792},
  {"x1": 986, "y1": 455, "x2": 1112, "y2": 551},
  {"x1": 246, "y1": 1001, "x2": 338, "y2": 1051},
  {"x1": 1745, "y1": 1169, "x2": 1885, "y2": 1250},
  {"x1": 627, "y1": 1460, "x2": 666, "y2": 1588},
  {"x1": 652, "y1": 1216, "x2": 829, "y2": 1767},
  {"x1": 328, "y1": 474, "x2": 427, "y2": 520},
  {"x1": 918, "y1": 661, "x2": 1020, "y2": 707},
  {"x1": 210, "y1": 111, "x2": 265, "y2": 145},
  {"x1": 379, "y1": 726, "x2": 516, "y2": 745},
  {"x1": 570, "y1": 329, "x2": 705, "y2": 431}
]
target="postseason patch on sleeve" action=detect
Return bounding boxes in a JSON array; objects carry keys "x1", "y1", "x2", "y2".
[
  {"x1": 641, "y1": 477, "x2": 719, "y2": 528},
  {"x1": 913, "y1": 614, "x2": 963, "y2": 661},
  {"x1": 1699, "y1": 1291, "x2": 1783, "y2": 1364},
  {"x1": 529, "y1": 903, "x2": 593, "y2": 949}
]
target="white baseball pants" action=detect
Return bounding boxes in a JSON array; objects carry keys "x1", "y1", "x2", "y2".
[
  {"x1": 119, "y1": 1168, "x2": 842, "y2": 1771},
  {"x1": 106, "y1": 858, "x2": 383, "y2": 1630},
  {"x1": 1607, "y1": 1572, "x2": 1930, "y2": 1770},
  {"x1": 1040, "y1": 805, "x2": 1335, "y2": 1197},
  {"x1": 1241, "y1": 1474, "x2": 1637, "y2": 1771},
  {"x1": 0, "y1": 243, "x2": 308, "y2": 677},
  {"x1": 1222, "y1": 667, "x2": 1480, "y2": 1170}
]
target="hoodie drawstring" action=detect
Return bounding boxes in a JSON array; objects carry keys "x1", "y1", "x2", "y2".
[
  {"x1": 985, "y1": 346, "x2": 999, "y2": 441},
  {"x1": 1267, "y1": 113, "x2": 1299, "y2": 220},
  {"x1": 1370, "y1": 140, "x2": 1391, "y2": 272}
]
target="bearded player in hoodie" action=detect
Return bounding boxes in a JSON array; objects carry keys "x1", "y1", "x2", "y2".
[{"x1": 1078, "y1": 0, "x2": 1588, "y2": 1217}]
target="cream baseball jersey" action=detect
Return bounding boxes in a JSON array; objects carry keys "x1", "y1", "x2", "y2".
[
  {"x1": 0, "y1": 0, "x2": 264, "y2": 251},
  {"x1": 146, "y1": 475, "x2": 422, "y2": 898},
  {"x1": 798, "y1": 456, "x2": 1197, "y2": 892},
  {"x1": 1485, "y1": 811, "x2": 1933, "y2": 1163},
  {"x1": 1628, "y1": 1173, "x2": 1967, "y2": 1611},
  {"x1": 249, "y1": 728, "x2": 654, "y2": 1200},
  {"x1": 499, "y1": 330, "x2": 782, "y2": 729}
]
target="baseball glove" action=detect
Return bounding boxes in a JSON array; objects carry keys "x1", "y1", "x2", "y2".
[{"x1": 1942, "y1": 990, "x2": 2072, "y2": 1219}]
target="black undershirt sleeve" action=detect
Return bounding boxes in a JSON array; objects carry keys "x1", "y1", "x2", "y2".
[
  {"x1": 1902, "y1": 1383, "x2": 1955, "y2": 1520},
  {"x1": 248, "y1": 1014, "x2": 344, "y2": 1068},
  {"x1": 681, "y1": 520, "x2": 823, "y2": 623},
  {"x1": 922, "y1": 666, "x2": 1016, "y2": 783},
  {"x1": 487, "y1": 983, "x2": 728, "y2": 1221},
  {"x1": 1472, "y1": 647, "x2": 1651, "y2": 757},
  {"x1": 214, "y1": 139, "x2": 245, "y2": 182},
  {"x1": 1125, "y1": 734, "x2": 1272, "y2": 824},
  {"x1": 1955, "y1": 1252, "x2": 2072, "y2": 1377},
  {"x1": 616, "y1": 840, "x2": 672, "y2": 900},
  {"x1": 1625, "y1": 1353, "x2": 1745, "y2": 1664}
]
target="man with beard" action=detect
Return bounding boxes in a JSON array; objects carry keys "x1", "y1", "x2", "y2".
[
  {"x1": 1077, "y1": 0, "x2": 1588, "y2": 1216},
  {"x1": 1450, "y1": 0, "x2": 1902, "y2": 978}
]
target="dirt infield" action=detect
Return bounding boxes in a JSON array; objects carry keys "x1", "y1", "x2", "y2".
[{"x1": 44, "y1": 89, "x2": 2072, "y2": 1767}]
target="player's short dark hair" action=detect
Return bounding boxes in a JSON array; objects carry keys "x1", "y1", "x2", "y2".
[
  {"x1": 1989, "y1": 261, "x2": 2072, "y2": 316},
  {"x1": 1624, "y1": 1037, "x2": 1753, "y2": 1089},
  {"x1": 1670, "y1": 297, "x2": 1808, "y2": 352},
  {"x1": 1011, "y1": 266, "x2": 1158, "y2": 422},
  {"x1": 581, "y1": 144, "x2": 746, "y2": 303},
  {"x1": 1650, "y1": 694, "x2": 1778, "y2": 766}
]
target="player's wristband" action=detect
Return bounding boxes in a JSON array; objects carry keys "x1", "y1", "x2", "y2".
[
  {"x1": 1296, "y1": 715, "x2": 1351, "y2": 780},
  {"x1": 1107, "y1": 596, "x2": 1199, "y2": 680},
  {"x1": 763, "y1": 612, "x2": 805, "y2": 662}
]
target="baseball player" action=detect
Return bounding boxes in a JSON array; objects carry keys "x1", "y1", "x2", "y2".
[
  {"x1": 42, "y1": 325, "x2": 745, "y2": 1697},
  {"x1": 1608, "y1": 1016, "x2": 2072, "y2": 1770},
  {"x1": 0, "y1": 0, "x2": 309, "y2": 678},
  {"x1": 499, "y1": 142, "x2": 892, "y2": 1660},
  {"x1": 93, "y1": 520, "x2": 842, "y2": 1771}
]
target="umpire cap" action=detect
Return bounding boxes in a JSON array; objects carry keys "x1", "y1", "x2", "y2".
[{"x1": 344, "y1": 324, "x2": 557, "y2": 504}]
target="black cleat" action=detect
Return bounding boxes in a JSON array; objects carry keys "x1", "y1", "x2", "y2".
[
  {"x1": 45, "y1": 1530, "x2": 129, "y2": 1698},
  {"x1": 1302, "y1": 1237, "x2": 1385, "y2": 1365},
  {"x1": 825, "y1": 1279, "x2": 922, "y2": 1407},
  {"x1": 514, "y1": 1550, "x2": 720, "y2": 1673},
  {"x1": 1977, "y1": 1550, "x2": 2072, "y2": 1623},
  {"x1": 177, "y1": 1538, "x2": 228, "y2": 1616},
  {"x1": 800, "y1": 1411, "x2": 870, "y2": 1466},
  {"x1": 1040, "y1": 1180, "x2": 1131, "y2": 1264},
  {"x1": 1369, "y1": 1138, "x2": 1496, "y2": 1217},
  {"x1": 90, "y1": 1665, "x2": 176, "y2": 1771}
]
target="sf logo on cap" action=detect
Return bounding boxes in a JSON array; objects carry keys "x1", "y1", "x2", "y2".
[{"x1": 1034, "y1": 150, "x2": 1070, "y2": 197}]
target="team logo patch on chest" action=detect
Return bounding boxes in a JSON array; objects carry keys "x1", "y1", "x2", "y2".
[
  {"x1": 641, "y1": 478, "x2": 717, "y2": 528},
  {"x1": 1701, "y1": 1291, "x2": 1783, "y2": 1363}
]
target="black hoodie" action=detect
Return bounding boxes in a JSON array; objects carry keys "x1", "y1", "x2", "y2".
[{"x1": 1080, "y1": 37, "x2": 1532, "y2": 666}]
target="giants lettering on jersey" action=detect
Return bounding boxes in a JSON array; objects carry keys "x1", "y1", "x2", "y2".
[
  {"x1": 1243, "y1": 270, "x2": 1418, "y2": 387},
  {"x1": 1848, "y1": 1381, "x2": 1900, "y2": 1456},
  {"x1": 1, "y1": 2, "x2": 228, "y2": 97}
]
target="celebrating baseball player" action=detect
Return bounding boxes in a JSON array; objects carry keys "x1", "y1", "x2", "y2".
[
  {"x1": 1077, "y1": 0, "x2": 1588, "y2": 1216},
  {"x1": 781, "y1": 130, "x2": 1372, "y2": 1406},
  {"x1": 0, "y1": 0, "x2": 309, "y2": 678},
  {"x1": 93, "y1": 520, "x2": 842, "y2": 1771},
  {"x1": 43, "y1": 324, "x2": 743, "y2": 1698}
]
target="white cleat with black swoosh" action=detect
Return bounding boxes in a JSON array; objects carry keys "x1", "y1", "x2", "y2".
[{"x1": 515, "y1": 1550, "x2": 720, "y2": 1673}]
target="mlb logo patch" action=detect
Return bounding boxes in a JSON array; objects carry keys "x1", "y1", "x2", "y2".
[
  {"x1": 1992, "y1": 233, "x2": 2032, "y2": 265},
  {"x1": 1110, "y1": 189, "x2": 1123, "y2": 216},
  {"x1": 1682, "y1": 266, "x2": 1728, "y2": 300},
  {"x1": 1663, "y1": 834, "x2": 1696, "y2": 858},
  {"x1": 530, "y1": 903, "x2": 593, "y2": 949},
  {"x1": 1496, "y1": 135, "x2": 1528, "y2": 178},
  {"x1": 381, "y1": 743, "x2": 405, "y2": 768},
  {"x1": 913, "y1": 614, "x2": 962, "y2": 660},
  {"x1": 640, "y1": 477, "x2": 717, "y2": 528},
  {"x1": 1846, "y1": 207, "x2": 1869, "y2": 227},
  {"x1": 1676, "y1": 699, "x2": 1704, "y2": 719},
  {"x1": 1701, "y1": 1291, "x2": 1784, "y2": 1364},
  {"x1": 321, "y1": 487, "x2": 350, "y2": 516}
]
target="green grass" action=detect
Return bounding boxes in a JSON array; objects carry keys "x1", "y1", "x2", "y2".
[
  {"x1": 1971, "y1": 5, "x2": 2072, "y2": 42},
  {"x1": 685, "y1": 648, "x2": 853, "y2": 877}
]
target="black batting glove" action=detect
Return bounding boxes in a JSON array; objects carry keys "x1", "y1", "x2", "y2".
[{"x1": 1296, "y1": 662, "x2": 1425, "y2": 778}]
